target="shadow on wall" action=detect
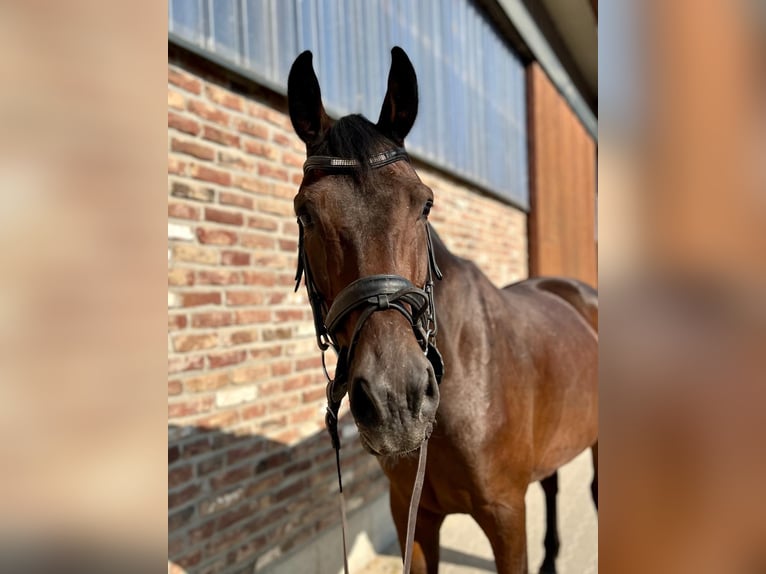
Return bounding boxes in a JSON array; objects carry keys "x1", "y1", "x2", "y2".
[{"x1": 168, "y1": 413, "x2": 393, "y2": 574}]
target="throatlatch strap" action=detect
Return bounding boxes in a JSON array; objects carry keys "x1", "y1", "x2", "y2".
[{"x1": 403, "y1": 440, "x2": 429, "y2": 574}]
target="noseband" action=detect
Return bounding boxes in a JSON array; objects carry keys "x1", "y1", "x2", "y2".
[
  {"x1": 294, "y1": 146, "x2": 443, "y2": 574},
  {"x1": 294, "y1": 147, "x2": 444, "y2": 446}
]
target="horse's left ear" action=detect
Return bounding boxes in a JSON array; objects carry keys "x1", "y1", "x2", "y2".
[{"x1": 377, "y1": 47, "x2": 418, "y2": 146}]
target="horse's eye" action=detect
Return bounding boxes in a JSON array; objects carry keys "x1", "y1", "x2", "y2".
[
  {"x1": 421, "y1": 200, "x2": 433, "y2": 219},
  {"x1": 297, "y1": 212, "x2": 313, "y2": 227}
]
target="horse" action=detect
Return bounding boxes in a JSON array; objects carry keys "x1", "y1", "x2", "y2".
[{"x1": 287, "y1": 47, "x2": 598, "y2": 574}]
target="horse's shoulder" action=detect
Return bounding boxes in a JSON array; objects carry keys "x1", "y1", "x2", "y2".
[{"x1": 503, "y1": 276, "x2": 598, "y2": 334}]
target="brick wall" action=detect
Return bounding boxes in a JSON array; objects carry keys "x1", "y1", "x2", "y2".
[{"x1": 168, "y1": 54, "x2": 527, "y2": 574}]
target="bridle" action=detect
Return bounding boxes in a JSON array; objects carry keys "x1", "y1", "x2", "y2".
[{"x1": 294, "y1": 146, "x2": 443, "y2": 574}]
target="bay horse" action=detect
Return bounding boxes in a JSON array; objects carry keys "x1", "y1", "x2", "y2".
[{"x1": 287, "y1": 47, "x2": 598, "y2": 574}]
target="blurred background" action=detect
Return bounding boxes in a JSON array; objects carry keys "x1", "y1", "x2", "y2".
[{"x1": 1, "y1": 0, "x2": 764, "y2": 572}]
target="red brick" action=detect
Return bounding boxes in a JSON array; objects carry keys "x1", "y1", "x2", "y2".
[
  {"x1": 239, "y1": 232, "x2": 275, "y2": 250},
  {"x1": 273, "y1": 130, "x2": 299, "y2": 150},
  {"x1": 168, "y1": 111, "x2": 200, "y2": 135},
  {"x1": 292, "y1": 172, "x2": 304, "y2": 185},
  {"x1": 205, "y1": 84, "x2": 244, "y2": 111},
  {"x1": 211, "y1": 466, "x2": 253, "y2": 492},
  {"x1": 282, "y1": 151, "x2": 304, "y2": 168},
  {"x1": 168, "y1": 464, "x2": 193, "y2": 488},
  {"x1": 250, "y1": 347, "x2": 282, "y2": 360},
  {"x1": 181, "y1": 292, "x2": 221, "y2": 307},
  {"x1": 171, "y1": 138, "x2": 215, "y2": 161},
  {"x1": 190, "y1": 164, "x2": 231, "y2": 186},
  {"x1": 168, "y1": 201, "x2": 200, "y2": 220},
  {"x1": 185, "y1": 372, "x2": 229, "y2": 393},
  {"x1": 219, "y1": 192, "x2": 254, "y2": 210},
  {"x1": 282, "y1": 374, "x2": 313, "y2": 391},
  {"x1": 168, "y1": 89, "x2": 185, "y2": 110},
  {"x1": 257, "y1": 197, "x2": 293, "y2": 216},
  {"x1": 234, "y1": 175, "x2": 269, "y2": 194},
  {"x1": 168, "y1": 268, "x2": 195, "y2": 286},
  {"x1": 295, "y1": 357, "x2": 321, "y2": 371},
  {"x1": 221, "y1": 251, "x2": 250, "y2": 266},
  {"x1": 241, "y1": 271, "x2": 276, "y2": 286},
  {"x1": 302, "y1": 387, "x2": 326, "y2": 403},
  {"x1": 168, "y1": 355, "x2": 204, "y2": 374},
  {"x1": 169, "y1": 483, "x2": 202, "y2": 509},
  {"x1": 192, "y1": 311, "x2": 233, "y2": 328},
  {"x1": 247, "y1": 102, "x2": 289, "y2": 128},
  {"x1": 227, "y1": 329, "x2": 259, "y2": 345},
  {"x1": 241, "y1": 403, "x2": 267, "y2": 420},
  {"x1": 276, "y1": 273, "x2": 294, "y2": 287},
  {"x1": 208, "y1": 349, "x2": 247, "y2": 369},
  {"x1": 266, "y1": 293, "x2": 288, "y2": 305},
  {"x1": 202, "y1": 124, "x2": 240, "y2": 147},
  {"x1": 168, "y1": 314, "x2": 187, "y2": 331},
  {"x1": 168, "y1": 397, "x2": 214, "y2": 417},
  {"x1": 278, "y1": 238, "x2": 298, "y2": 252},
  {"x1": 170, "y1": 181, "x2": 215, "y2": 203},
  {"x1": 226, "y1": 443, "x2": 265, "y2": 465},
  {"x1": 169, "y1": 68, "x2": 202, "y2": 94},
  {"x1": 236, "y1": 119, "x2": 269, "y2": 140},
  {"x1": 252, "y1": 254, "x2": 290, "y2": 270},
  {"x1": 188, "y1": 519, "x2": 216, "y2": 544},
  {"x1": 225, "y1": 291, "x2": 264, "y2": 306},
  {"x1": 176, "y1": 550, "x2": 203, "y2": 570},
  {"x1": 196, "y1": 228, "x2": 238, "y2": 245},
  {"x1": 268, "y1": 182, "x2": 296, "y2": 199},
  {"x1": 270, "y1": 360, "x2": 292, "y2": 376},
  {"x1": 257, "y1": 163, "x2": 289, "y2": 181},
  {"x1": 188, "y1": 100, "x2": 230, "y2": 125},
  {"x1": 172, "y1": 244, "x2": 218, "y2": 264},
  {"x1": 247, "y1": 215, "x2": 279, "y2": 231},
  {"x1": 243, "y1": 139, "x2": 278, "y2": 159},
  {"x1": 196, "y1": 270, "x2": 240, "y2": 285},
  {"x1": 218, "y1": 151, "x2": 254, "y2": 171},
  {"x1": 197, "y1": 411, "x2": 239, "y2": 430},
  {"x1": 168, "y1": 157, "x2": 187, "y2": 175},
  {"x1": 204, "y1": 208, "x2": 243, "y2": 226},
  {"x1": 275, "y1": 309, "x2": 304, "y2": 322},
  {"x1": 235, "y1": 309, "x2": 271, "y2": 324},
  {"x1": 173, "y1": 333, "x2": 218, "y2": 352},
  {"x1": 230, "y1": 364, "x2": 270, "y2": 384},
  {"x1": 168, "y1": 380, "x2": 183, "y2": 396},
  {"x1": 288, "y1": 406, "x2": 318, "y2": 425}
]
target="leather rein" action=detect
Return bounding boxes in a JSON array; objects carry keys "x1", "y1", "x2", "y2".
[{"x1": 294, "y1": 147, "x2": 443, "y2": 574}]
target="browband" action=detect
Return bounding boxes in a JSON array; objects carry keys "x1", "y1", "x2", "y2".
[{"x1": 303, "y1": 147, "x2": 409, "y2": 174}]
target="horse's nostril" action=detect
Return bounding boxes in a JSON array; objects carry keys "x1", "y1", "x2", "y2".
[{"x1": 350, "y1": 378, "x2": 380, "y2": 426}]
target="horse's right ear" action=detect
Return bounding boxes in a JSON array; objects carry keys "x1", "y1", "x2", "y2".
[{"x1": 288, "y1": 51, "x2": 331, "y2": 148}]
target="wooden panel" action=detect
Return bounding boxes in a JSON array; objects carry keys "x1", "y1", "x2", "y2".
[{"x1": 527, "y1": 63, "x2": 597, "y2": 286}]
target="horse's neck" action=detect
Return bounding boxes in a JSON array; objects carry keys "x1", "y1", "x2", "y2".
[{"x1": 430, "y1": 228, "x2": 510, "y2": 340}]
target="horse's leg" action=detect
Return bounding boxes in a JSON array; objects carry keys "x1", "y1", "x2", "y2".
[
  {"x1": 539, "y1": 472, "x2": 560, "y2": 574},
  {"x1": 591, "y1": 441, "x2": 598, "y2": 510},
  {"x1": 390, "y1": 487, "x2": 444, "y2": 574},
  {"x1": 474, "y1": 494, "x2": 528, "y2": 574}
]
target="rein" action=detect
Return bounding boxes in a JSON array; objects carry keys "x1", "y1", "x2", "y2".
[{"x1": 294, "y1": 147, "x2": 443, "y2": 574}]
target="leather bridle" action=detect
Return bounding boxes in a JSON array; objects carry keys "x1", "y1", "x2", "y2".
[{"x1": 294, "y1": 147, "x2": 443, "y2": 574}]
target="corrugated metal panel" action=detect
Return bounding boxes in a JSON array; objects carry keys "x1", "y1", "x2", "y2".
[
  {"x1": 169, "y1": 0, "x2": 528, "y2": 208},
  {"x1": 527, "y1": 63, "x2": 597, "y2": 286}
]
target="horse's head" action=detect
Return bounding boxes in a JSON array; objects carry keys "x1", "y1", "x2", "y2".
[{"x1": 288, "y1": 48, "x2": 440, "y2": 456}]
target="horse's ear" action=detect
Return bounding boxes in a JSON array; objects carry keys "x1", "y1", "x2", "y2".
[
  {"x1": 288, "y1": 51, "x2": 332, "y2": 148},
  {"x1": 377, "y1": 47, "x2": 418, "y2": 146}
]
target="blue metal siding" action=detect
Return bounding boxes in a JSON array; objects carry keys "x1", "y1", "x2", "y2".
[{"x1": 169, "y1": 0, "x2": 528, "y2": 208}]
